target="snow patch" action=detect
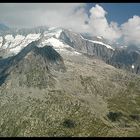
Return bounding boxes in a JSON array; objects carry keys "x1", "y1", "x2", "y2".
[
  {"x1": 38, "y1": 37, "x2": 81, "y2": 56},
  {"x1": 9, "y1": 33, "x2": 41, "y2": 55},
  {"x1": 9, "y1": 35, "x2": 25, "y2": 49},
  {"x1": 80, "y1": 35, "x2": 114, "y2": 50},
  {"x1": 5, "y1": 34, "x2": 14, "y2": 41},
  {"x1": 41, "y1": 37, "x2": 64, "y2": 48},
  {"x1": 26, "y1": 33, "x2": 41, "y2": 40},
  {"x1": 97, "y1": 36, "x2": 102, "y2": 39},
  {"x1": 132, "y1": 64, "x2": 135, "y2": 69},
  {"x1": 44, "y1": 29, "x2": 62, "y2": 38},
  {"x1": 2, "y1": 35, "x2": 14, "y2": 49},
  {"x1": 91, "y1": 40, "x2": 114, "y2": 50}
]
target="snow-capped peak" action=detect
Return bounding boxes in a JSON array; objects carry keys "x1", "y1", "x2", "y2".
[{"x1": 0, "y1": 27, "x2": 116, "y2": 58}]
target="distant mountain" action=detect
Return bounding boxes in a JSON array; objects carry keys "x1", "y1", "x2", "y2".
[
  {"x1": 0, "y1": 27, "x2": 114, "y2": 58},
  {"x1": 0, "y1": 23, "x2": 9, "y2": 31},
  {"x1": 0, "y1": 26, "x2": 140, "y2": 74}
]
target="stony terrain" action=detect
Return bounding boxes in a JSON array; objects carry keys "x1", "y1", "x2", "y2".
[{"x1": 0, "y1": 41, "x2": 140, "y2": 137}]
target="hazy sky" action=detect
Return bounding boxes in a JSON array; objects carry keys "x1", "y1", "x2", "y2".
[{"x1": 0, "y1": 3, "x2": 140, "y2": 46}]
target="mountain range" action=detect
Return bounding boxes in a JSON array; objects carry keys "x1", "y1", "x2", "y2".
[
  {"x1": 0, "y1": 25, "x2": 140, "y2": 137},
  {"x1": 0, "y1": 26, "x2": 140, "y2": 74}
]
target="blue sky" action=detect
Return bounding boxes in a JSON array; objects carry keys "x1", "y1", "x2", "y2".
[{"x1": 86, "y1": 3, "x2": 140, "y2": 25}]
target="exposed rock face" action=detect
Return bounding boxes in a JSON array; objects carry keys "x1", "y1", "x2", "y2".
[
  {"x1": 108, "y1": 48, "x2": 140, "y2": 74},
  {"x1": 59, "y1": 29, "x2": 114, "y2": 61},
  {"x1": 59, "y1": 29, "x2": 140, "y2": 74}
]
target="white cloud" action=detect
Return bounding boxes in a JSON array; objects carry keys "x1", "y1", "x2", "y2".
[
  {"x1": 121, "y1": 15, "x2": 140, "y2": 46},
  {"x1": 87, "y1": 4, "x2": 121, "y2": 43},
  {"x1": 0, "y1": 3, "x2": 87, "y2": 29},
  {"x1": 89, "y1": 4, "x2": 107, "y2": 18},
  {"x1": 0, "y1": 3, "x2": 140, "y2": 46}
]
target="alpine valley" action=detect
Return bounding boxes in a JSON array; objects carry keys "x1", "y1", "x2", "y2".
[{"x1": 0, "y1": 25, "x2": 140, "y2": 137}]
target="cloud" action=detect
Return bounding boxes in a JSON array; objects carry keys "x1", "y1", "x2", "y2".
[
  {"x1": 0, "y1": 3, "x2": 87, "y2": 29},
  {"x1": 121, "y1": 15, "x2": 140, "y2": 46},
  {"x1": 87, "y1": 4, "x2": 121, "y2": 43},
  {"x1": 0, "y1": 3, "x2": 140, "y2": 46},
  {"x1": 89, "y1": 4, "x2": 107, "y2": 18}
]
